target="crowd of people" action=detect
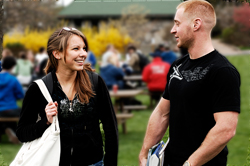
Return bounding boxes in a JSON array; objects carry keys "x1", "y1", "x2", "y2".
[
  {"x1": 0, "y1": 40, "x2": 179, "y2": 145},
  {"x1": 0, "y1": 0, "x2": 241, "y2": 166}
]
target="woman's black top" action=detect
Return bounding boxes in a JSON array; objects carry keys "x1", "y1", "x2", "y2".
[{"x1": 16, "y1": 70, "x2": 118, "y2": 166}]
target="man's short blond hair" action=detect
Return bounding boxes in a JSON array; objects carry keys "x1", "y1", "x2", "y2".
[{"x1": 177, "y1": 0, "x2": 216, "y2": 30}]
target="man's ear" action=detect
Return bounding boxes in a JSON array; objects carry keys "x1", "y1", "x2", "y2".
[
  {"x1": 52, "y1": 50, "x2": 61, "y2": 60},
  {"x1": 193, "y1": 18, "x2": 202, "y2": 31}
]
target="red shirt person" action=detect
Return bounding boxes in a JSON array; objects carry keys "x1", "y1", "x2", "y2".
[{"x1": 142, "y1": 51, "x2": 171, "y2": 95}]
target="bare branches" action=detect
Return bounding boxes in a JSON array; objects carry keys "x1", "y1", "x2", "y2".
[{"x1": 3, "y1": 1, "x2": 61, "y2": 32}]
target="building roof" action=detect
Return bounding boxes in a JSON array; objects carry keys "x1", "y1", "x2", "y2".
[{"x1": 58, "y1": 0, "x2": 182, "y2": 19}]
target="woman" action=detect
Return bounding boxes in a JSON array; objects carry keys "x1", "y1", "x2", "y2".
[
  {"x1": 14, "y1": 51, "x2": 33, "y2": 87},
  {"x1": 16, "y1": 27, "x2": 118, "y2": 166}
]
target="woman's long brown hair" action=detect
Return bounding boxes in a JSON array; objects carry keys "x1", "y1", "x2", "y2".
[{"x1": 44, "y1": 28, "x2": 95, "y2": 104}]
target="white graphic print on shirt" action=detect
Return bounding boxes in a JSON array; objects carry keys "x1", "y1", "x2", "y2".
[
  {"x1": 169, "y1": 64, "x2": 183, "y2": 86},
  {"x1": 169, "y1": 64, "x2": 211, "y2": 85},
  {"x1": 181, "y1": 66, "x2": 210, "y2": 82}
]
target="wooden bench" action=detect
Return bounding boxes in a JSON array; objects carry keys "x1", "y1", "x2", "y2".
[
  {"x1": 116, "y1": 113, "x2": 133, "y2": 134},
  {"x1": 0, "y1": 117, "x2": 19, "y2": 122},
  {"x1": 118, "y1": 105, "x2": 147, "y2": 112},
  {"x1": 0, "y1": 117, "x2": 19, "y2": 142}
]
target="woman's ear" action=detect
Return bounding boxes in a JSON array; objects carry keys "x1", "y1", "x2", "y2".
[{"x1": 52, "y1": 50, "x2": 61, "y2": 60}]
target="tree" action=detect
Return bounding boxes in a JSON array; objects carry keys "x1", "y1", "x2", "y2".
[
  {"x1": 0, "y1": 0, "x2": 3, "y2": 59},
  {"x1": 220, "y1": 2, "x2": 250, "y2": 47},
  {"x1": 233, "y1": 2, "x2": 250, "y2": 31},
  {"x1": 3, "y1": 1, "x2": 62, "y2": 33},
  {"x1": 119, "y1": 4, "x2": 149, "y2": 46},
  {"x1": 183, "y1": 0, "x2": 250, "y2": 5}
]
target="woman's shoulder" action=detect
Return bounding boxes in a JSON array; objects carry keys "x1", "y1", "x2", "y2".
[{"x1": 26, "y1": 82, "x2": 42, "y2": 96}]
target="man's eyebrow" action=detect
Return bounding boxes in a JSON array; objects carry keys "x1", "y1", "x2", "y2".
[{"x1": 174, "y1": 20, "x2": 180, "y2": 23}]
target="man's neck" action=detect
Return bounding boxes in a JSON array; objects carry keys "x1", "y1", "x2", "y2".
[{"x1": 188, "y1": 36, "x2": 214, "y2": 60}]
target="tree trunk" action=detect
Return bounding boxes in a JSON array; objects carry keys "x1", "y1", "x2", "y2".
[{"x1": 0, "y1": 1, "x2": 3, "y2": 60}]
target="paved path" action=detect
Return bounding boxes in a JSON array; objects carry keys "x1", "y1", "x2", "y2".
[{"x1": 212, "y1": 39, "x2": 250, "y2": 56}]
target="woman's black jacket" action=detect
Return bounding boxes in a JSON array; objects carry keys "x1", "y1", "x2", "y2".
[{"x1": 16, "y1": 70, "x2": 118, "y2": 166}]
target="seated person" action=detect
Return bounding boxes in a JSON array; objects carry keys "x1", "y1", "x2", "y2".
[
  {"x1": 100, "y1": 55, "x2": 125, "y2": 90},
  {"x1": 142, "y1": 50, "x2": 171, "y2": 101},
  {"x1": 14, "y1": 51, "x2": 33, "y2": 86},
  {"x1": 0, "y1": 56, "x2": 24, "y2": 144},
  {"x1": 159, "y1": 43, "x2": 177, "y2": 65},
  {"x1": 126, "y1": 45, "x2": 141, "y2": 74},
  {"x1": 121, "y1": 63, "x2": 133, "y2": 76},
  {"x1": 101, "y1": 44, "x2": 121, "y2": 67},
  {"x1": 0, "y1": 48, "x2": 13, "y2": 72},
  {"x1": 85, "y1": 51, "x2": 97, "y2": 69}
]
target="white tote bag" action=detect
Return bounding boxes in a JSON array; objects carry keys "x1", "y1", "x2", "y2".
[{"x1": 10, "y1": 79, "x2": 60, "y2": 166}]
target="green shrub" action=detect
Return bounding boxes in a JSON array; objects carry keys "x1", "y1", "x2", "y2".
[
  {"x1": 221, "y1": 27, "x2": 235, "y2": 42},
  {"x1": 5, "y1": 42, "x2": 26, "y2": 57}
]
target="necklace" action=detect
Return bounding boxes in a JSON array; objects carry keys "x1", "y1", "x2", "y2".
[{"x1": 69, "y1": 100, "x2": 73, "y2": 112}]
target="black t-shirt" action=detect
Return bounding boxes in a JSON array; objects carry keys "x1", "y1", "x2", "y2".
[{"x1": 162, "y1": 50, "x2": 240, "y2": 166}]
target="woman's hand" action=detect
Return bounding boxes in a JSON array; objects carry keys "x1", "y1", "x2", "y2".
[{"x1": 45, "y1": 101, "x2": 58, "y2": 124}]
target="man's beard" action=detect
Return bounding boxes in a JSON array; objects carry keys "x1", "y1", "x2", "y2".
[{"x1": 178, "y1": 32, "x2": 194, "y2": 49}]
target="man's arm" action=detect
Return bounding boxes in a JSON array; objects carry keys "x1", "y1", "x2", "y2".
[
  {"x1": 186, "y1": 111, "x2": 239, "y2": 166},
  {"x1": 139, "y1": 97, "x2": 170, "y2": 166}
]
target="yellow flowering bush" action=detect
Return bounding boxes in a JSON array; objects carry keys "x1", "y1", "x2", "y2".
[
  {"x1": 3, "y1": 28, "x2": 54, "y2": 53},
  {"x1": 4, "y1": 23, "x2": 133, "y2": 57}
]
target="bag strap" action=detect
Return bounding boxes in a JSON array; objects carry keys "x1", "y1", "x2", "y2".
[
  {"x1": 34, "y1": 79, "x2": 59, "y2": 131},
  {"x1": 86, "y1": 70, "x2": 98, "y2": 93},
  {"x1": 41, "y1": 72, "x2": 53, "y2": 95},
  {"x1": 34, "y1": 79, "x2": 53, "y2": 103}
]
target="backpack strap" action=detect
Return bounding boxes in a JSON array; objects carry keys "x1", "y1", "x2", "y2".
[
  {"x1": 86, "y1": 70, "x2": 100, "y2": 122},
  {"x1": 86, "y1": 70, "x2": 98, "y2": 93},
  {"x1": 41, "y1": 72, "x2": 53, "y2": 95}
]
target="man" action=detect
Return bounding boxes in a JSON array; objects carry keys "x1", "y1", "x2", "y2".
[
  {"x1": 139, "y1": 1, "x2": 240, "y2": 166},
  {"x1": 0, "y1": 56, "x2": 24, "y2": 144},
  {"x1": 35, "y1": 47, "x2": 48, "y2": 65}
]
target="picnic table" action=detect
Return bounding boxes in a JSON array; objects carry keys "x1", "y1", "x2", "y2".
[
  {"x1": 0, "y1": 117, "x2": 19, "y2": 142},
  {"x1": 0, "y1": 117, "x2": 19, "y2": 122},
  {"x1": 124, "y1": 75, "x2": 142, "y2": 81},
  {"x1": 109, "y1": 89, "x2": 144, "y2": 134}
]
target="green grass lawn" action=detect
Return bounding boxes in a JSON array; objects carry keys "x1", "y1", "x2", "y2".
[
  {"x1": 1, "y1": 55, "x2": 250, "y2": 166},
  {"x1": 226, "y1": 55, "x2": 250, "y2": 166}
]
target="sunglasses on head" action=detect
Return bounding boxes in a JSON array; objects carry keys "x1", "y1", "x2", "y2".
[{"x1": 57, "y1": 27, "x2": 77, "y2": 37}]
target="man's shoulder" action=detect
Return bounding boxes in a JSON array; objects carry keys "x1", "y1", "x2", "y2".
[
  {"x1": 5, "y1": 73, "x2": 18, "y2": 82},
  {"x1": 207, "y1": 51, "x2": 240, "y2": 80},
  {"x1": 211, "y1": 51, "x2": 238, "y2": 71}
]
